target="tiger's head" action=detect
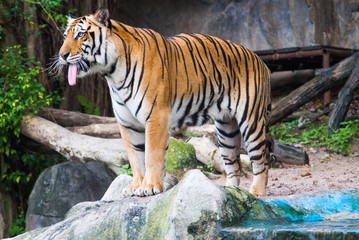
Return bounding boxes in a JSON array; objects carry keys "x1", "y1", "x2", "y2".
[{"x1": 57, "y1": 9, "x2": 112, "y2": 86}]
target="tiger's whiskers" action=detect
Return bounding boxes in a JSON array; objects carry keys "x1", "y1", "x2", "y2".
[{"x1": 47, "y1": 55, "x2": 64, "y2": 77}]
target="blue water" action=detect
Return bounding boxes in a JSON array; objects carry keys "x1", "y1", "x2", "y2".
[
  {"x1": 221, "y1": 190, "x2": 359, "y2": 240},
  {"x1": 221, "y1": 219, "x2": 359, "y2": 240}
]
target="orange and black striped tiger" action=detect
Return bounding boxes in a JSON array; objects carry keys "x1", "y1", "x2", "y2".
[{"x1": 56, "y1": 9, "x2": 274, "y2": 197}]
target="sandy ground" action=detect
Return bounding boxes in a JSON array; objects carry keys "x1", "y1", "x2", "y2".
[
  {"x1": 234, "y1": 90, "x2": 359, "y2": 198},
  {"x1": 230, "y1": 145, "x2": 359, "y2": 198},
  {"x1": 184, "y1": 124, "x2": 359, "y2": 198}
]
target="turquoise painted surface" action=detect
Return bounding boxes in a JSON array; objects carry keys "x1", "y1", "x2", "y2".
[
  {"x1": 221, "y1": 190, "x2": 359, "y2": 239},
  {"x1": 221, "y1": 219, "x2": 359, "y2": 240},
  {"x1": 244, "y1": 190, "x2": 359, "y2": 225}
]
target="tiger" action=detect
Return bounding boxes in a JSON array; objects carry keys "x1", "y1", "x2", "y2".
[{"x1": 56, "y1": 9, "x2": 274, "y2": 197}]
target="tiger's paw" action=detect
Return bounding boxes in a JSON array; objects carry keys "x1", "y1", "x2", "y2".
[
  {"x1": 122, "y1": 184, "x2": 139, "y2": 197},
  {"x1": 249, "y1": 185, "x2": 266, "y2": 197},
  {"x1": 249, "y1": 172, "x2": 268, "y2": 197},
  {"x1": 225, "y1": 176, "x2": 240, "y2": 186},
  {"x1": 133, "y1": 183, "x2": 163, "y2": 197}
]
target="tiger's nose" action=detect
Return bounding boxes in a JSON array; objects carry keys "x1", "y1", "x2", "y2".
[{"x1": 60, "y1": 52, "x2": 70, "y2": 60}]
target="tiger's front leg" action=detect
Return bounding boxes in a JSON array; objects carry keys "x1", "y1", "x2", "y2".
[
  {"x1": 133, "y1": 112, "x2": 169, "y2": 197},
  {"x1": 119, "y1": 124, "x2": 146, "y2": 197}
]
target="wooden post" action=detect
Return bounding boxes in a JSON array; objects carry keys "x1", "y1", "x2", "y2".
[
  {"x1": 328, "y1": 64, "x2": 359, "y2": 130},
  {"x1": 323, "y1": 52, "x2": 331, "y2": 104},
  {"x1": 271, "y1": 52, "x2": 359, "y2": 125}
]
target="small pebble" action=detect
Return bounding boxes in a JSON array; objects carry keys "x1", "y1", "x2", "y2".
[
  {"x1": 309, "y1": 148, "x2": 318, "y2": 153},
  {"x1": 294, "y1": 143, "x2": 304, "y2": 148}
]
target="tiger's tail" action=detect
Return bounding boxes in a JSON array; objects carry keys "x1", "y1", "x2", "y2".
[{"x1": 265, "y1": 93, "x2": 276, "y2": 167}]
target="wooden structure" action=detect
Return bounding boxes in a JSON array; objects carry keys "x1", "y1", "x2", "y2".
[{"x1": 255, "y1": 45, "x2": 358, "y2": 103}]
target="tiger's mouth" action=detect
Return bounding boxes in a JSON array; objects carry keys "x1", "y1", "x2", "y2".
[{"x1": 67, "y1": 59, "x2": 90, "y2": 86}]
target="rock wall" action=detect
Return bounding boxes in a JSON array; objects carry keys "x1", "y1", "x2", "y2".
[{"x1": 111, "y1": 0, "x2": 359, "y2": 51}]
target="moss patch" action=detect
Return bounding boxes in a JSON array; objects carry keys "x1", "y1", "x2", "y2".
[
  {"x1": 166, "y1": 138, "x2": 197, "y2": 177},
  {"x1": 145, "y1": 187, "x2": 179, "y2": 238},
  {"x1": 187, "y1": 210, "x2": 220, "y2": 238},
  {"x1": 219, "y1": 186, "x2": 257, "y2": 227}
]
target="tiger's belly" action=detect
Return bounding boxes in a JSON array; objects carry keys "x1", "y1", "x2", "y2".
[
  {"x1": 170, "y1": 104, "x2": 230, "y2": 130},
  {"x1": 111, "y1": 96, "x2": 226, "y2": 132},
  {"x1": 108, "y1": 81, "x2": 232, "y2": 131},
  {"x1": 108, "y1": 84, "x2": 145, "y2": 131}
]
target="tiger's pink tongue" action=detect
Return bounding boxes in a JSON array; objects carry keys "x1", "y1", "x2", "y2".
[{"x1": 68, "y1": 64, "x2": 78, "y2": 86}]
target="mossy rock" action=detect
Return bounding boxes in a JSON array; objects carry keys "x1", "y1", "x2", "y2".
[{"x1": 166, "y1": 137, "x2": 198, "y2": 177}]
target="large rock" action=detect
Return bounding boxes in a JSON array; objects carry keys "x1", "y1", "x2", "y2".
[
  {"x1": 11, "y1": 170, "x2": 258, "y2": 239},
  {"x1": 25, "y1": 161, "x2": 114, "y2": 231},
  {"x1": 8, "y1": 170, "x2": 359, "y2": 240}
]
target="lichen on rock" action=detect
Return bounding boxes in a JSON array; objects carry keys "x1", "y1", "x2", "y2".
[{"x1": 166, "y1": 137, "x2": 198, "y2": 177}]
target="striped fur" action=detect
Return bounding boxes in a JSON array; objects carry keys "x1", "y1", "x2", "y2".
[{"x1": 58, "y1": 9, "x2": 274, "y2": 197}]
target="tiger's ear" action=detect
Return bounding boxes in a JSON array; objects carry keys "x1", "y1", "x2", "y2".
[
  {"x1": 67, "y1": 14, "x2": 77, "y2": 26},
  {"x1": 94, "y1": 9, "x2": 110, "y2": 26}
]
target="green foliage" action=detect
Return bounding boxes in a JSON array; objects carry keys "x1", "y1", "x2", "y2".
[
  {"x1": 0, "y1": 0, "x2": 77, "y2": 41},
  {"x1": 270, "y1": 120, "x2": 299, "y2": 144},
  {"x1": 0, "y1": 25, "x2": 6, "y2": 40},
  {"x1": 271, "y1": 119, "x2": 359, "y2": 156},
  {"x1": 8, "y1": 210, "x2": 26, "y2": 237},
  {"x1": 0, "y1": 0, "x2": 36, "y2": 39},
  {"x1": 78, "y1": 95, "x2": 100, "y2": 115},
  {"x1": 0, "y1": 45, "x2": 62, "y2": 236},
  {"x1": 0, "y1": 45, "x2": 54, "y2": 156},
  {"x1": 329, "y1": 121, "x2": 359, "y2": 154},
  {"x1": 183, "y1": 131, "x2": 199, "y2": 138},
  {"x1": 206, "y1": 160, "x2": 215, "y2": 173},
  {"x1": 27, "y1": 0, "x2": 77, "y2": 28},
  {"x1": 205, "y1": 149, "x2": 217, "y2": 173},
  {"x1": 118, "y1": 164, "x2": 133, "y2": 176}
]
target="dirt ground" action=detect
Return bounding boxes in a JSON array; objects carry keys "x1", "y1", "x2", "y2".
[
  {"x1": 243, "y1": 88, "x2": 359, "y2": 198},
  {"x1": 211, "y1": 142, "x2": 359, "y2": 198},
  {"x1": 212, "y1": 90, "x2": 359, "y2": 198},
  {"x1": 242, "y1": 145, "x2": 359, "y2": 198}
]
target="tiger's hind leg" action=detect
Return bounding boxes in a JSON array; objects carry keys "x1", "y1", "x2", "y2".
[
  {"x1": 241, "y1": 120, "x2": 270, "y2": 197},
  {"x1": 215, "y1": 119, "x2": 242, "y2": 186},
  {"x1": 119, "y1": 124, "x2": 146, "y2": 197}
]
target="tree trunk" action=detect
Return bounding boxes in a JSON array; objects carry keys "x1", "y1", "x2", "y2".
[
  {"x1": 273, "y1": 141, "x2": 309, "y2": 166},
  {"x1": 20, "y1": 115, "x2": 127, "y2": 173},
  {"x1": 185, "y1": 125, "x2": 309, "y2": 168},
  {"x1": 328, "y1": 65, "x2": 359, "y2": 130},
  {"x1": 37, "y1": 108, "x2": 117, "y2": 127},
  {"x1": 271, "y1": 52, "x2": 359, "y2": 125},
  {"x1": 67, "y1": 123, "x2": 121, "y2": 138}
]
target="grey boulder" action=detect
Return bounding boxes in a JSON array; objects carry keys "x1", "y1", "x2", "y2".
[{"x1": 25, "y1": 161, "x2": 114, "y2": 231}]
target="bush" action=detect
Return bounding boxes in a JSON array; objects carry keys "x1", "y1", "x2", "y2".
[
  {"x1": 0, "y1": 45, "x2": 62, "y2": 236},
  {"x1": 271, "y1": 119, "x2": 359, "y2": 156}
]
